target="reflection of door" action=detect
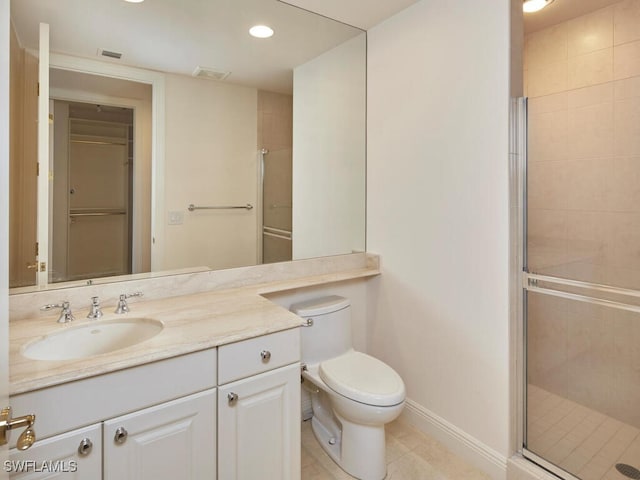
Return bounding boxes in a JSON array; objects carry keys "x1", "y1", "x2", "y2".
[
  {"x1": 2, "y1": 0, "x2": 11, "y2": 465},
  {"x1": 62, "y1": 117, "x2": 132, "y2": 281},
  {"x1": 261, "y1": 148, "x2": 292, "y2": 264}
]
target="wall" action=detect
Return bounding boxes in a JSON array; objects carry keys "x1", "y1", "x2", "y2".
[
  {"x1": 366, "y1": 0, "x2": 511, "y2": 477},
  {"x1": 162, "y1": 74, "x2": 258, "y2": 271},
  {"x1": 292, "y1": 33, "x2": 366, "y2": 260},
  {"x1": 525, "y1": 0, "x2": 640, "y2": 429},
  {"x1": 1, "y1": 0, "x2": 11, "y2": 474}
]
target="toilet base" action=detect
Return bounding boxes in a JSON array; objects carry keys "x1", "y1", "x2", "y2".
[{"x1": 310, "y1": 410, "x2": 388, "y2": 480}]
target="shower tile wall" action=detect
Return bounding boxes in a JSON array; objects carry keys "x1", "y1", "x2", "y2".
[
  {"x1": 525, "y1": 0, "x2": 640, "y2": 429},
  {"x1": 257, "y1": 91, "x2": 293, "y2": 152},
  {"x1": 257, "y1": 91, "x2": 293, "y2": 263}
]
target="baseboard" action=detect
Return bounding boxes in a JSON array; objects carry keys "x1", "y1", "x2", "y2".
[{"x1": 401, "y1": 398, "x2": 508, "y2": 480}]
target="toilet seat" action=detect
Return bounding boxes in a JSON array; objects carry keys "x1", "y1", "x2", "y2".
[{"x1": 319, "y1": 351, "x2": 405, "y2": 407}]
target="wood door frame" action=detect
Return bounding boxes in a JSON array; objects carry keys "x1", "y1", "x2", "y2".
[{"x1": 36, "y1": 52, "x2": 166, "y2": 278}]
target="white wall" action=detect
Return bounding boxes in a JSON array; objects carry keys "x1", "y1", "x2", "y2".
[
  {"x1": 292, "y1": 33, "x2": 366, "y2": 260},
  {"x1": 163, "y1": 74, "x2": 258, "y2": 271},
  {"x1": 366, "y1": 0, "x2": 511, "y2": 477}
]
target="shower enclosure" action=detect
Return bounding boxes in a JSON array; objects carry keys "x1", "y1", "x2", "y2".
[
  {"x1": 260, "y1": 147, "x2": 292, "y2": 264},
  {"x1": 520, "y1": 4, "x2": 640, "y2": 479}
]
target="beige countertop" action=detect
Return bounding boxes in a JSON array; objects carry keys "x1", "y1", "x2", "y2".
[{"x1": 10, "y1": 266, "x2": 379, "y2": 396}]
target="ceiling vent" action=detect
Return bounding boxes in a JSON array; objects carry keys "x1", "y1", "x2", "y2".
[
  {"x1": 192, "y1": 66, "x2": 230, "y2": 81},
  {"x1": 98, "y1": 49, "x2": 122, "y2": 60}
]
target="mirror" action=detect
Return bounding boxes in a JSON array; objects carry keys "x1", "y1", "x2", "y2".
[{"x1": 9, "y1": 0, "x2": 366, "y2": 292}]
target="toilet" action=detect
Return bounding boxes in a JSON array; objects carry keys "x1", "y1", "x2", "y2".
[{"x1": 291, "y1": 296, "x2": 405, "y2": 480}]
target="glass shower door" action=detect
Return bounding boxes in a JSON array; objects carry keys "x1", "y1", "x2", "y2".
[
  {"x1": 523, "y1": 77, "x2": 640, "y2": 480},
  {"x1": 261, "y1": 147, "x2": 292, "y2": 264}
]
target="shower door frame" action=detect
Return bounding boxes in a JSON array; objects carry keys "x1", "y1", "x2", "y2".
[
  {"x1": 513, "y1": 95, "x2": 584, "y2": 480},
  {"x1": 515, "y1": 94, "x2": 640, "y2": 480}
]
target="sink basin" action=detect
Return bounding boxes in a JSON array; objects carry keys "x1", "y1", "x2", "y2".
[{"x1": 22, "y1": 318, "x2": 164, "y2": 361}]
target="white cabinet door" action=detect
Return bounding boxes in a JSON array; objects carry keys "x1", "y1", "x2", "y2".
[
  {"x1": 8, "y1": 423, "x2": 101, "y2": 479},
  {"x1": 103, "y1": 388, "x2": 216, "y2": 480},
  {"x1": 218, "y1": 364, "x2": 300, "y2": 480}
]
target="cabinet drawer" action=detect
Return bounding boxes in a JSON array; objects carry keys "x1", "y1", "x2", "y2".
[{"x1": 218, "y1": 328, "x2": 300, "y2": 384}]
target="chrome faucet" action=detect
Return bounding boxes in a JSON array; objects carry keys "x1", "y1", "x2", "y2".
[
  {"x1": 87, "y1": 296, "x2": 103, "y2": 319},
  {"x1": 114, "y1": 291, "x2": 144, "y2": 314},
  {"x1": 40, "y1": 301, "x2": 75, "y2": 323}
]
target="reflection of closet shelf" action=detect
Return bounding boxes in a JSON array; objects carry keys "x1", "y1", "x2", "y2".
[
  {"x1": 70, "y1": 134, "x2": 127, "y2": 146},
  {"x1": 263, "y1": 226, "x2": 292, "y2": 241},
  {"x1": 69, "y1": 209, "x2": 126, "y2": 217}
]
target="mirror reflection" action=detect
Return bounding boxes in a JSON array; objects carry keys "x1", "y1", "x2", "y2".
[{"x1": 9, "y1": 0, "x2": 366, "y2": 291}]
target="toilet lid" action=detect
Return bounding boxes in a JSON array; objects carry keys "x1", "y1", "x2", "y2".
[{"x1": 319, "y1": 351, "x2": 405, "y2": 407}]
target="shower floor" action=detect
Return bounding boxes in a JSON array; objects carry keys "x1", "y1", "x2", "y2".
[{"x1": 527, "y1": 384, "x2": 640, "y2": 480}]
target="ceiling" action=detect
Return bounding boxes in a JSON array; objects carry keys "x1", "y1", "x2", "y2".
[
  {"x1": 523, "y1": 0, "x2": 622, "y2": 34},
  {"x1": 10, "y1": 0, "x2": 365, "y2": 93},
  {"x1": 280, "y1": 0, "x2": 420, "y2": 30}
]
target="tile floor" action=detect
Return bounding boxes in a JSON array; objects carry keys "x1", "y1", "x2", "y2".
[
  {"x1": 301, "y1": 418, "x2": 492, "y2": 480},
  {"x1": 527, "y1": 384, "x2": 640, "y2": 480}
]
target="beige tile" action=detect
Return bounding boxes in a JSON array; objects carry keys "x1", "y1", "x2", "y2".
[
  {"x1": 528, "y1": 61, "x2": 568, "y2": 98},
  {"x1": 527, "y1": 293, "x2": 569, "y2": 392},
  {"x1": 565, "y1": 158, "x2": 610, "y2": 211},
  {"x1": 614, "y1": 41, "x2": 640, "y2": 80},
  {"x1": 614, "y1": 76, "x2": 640, "y2": 100},
  {"x1": 614, "y1": 0, "x2": 640, "y2": 45},
  {"x1": 527, "y1": 161, "x2": 569, "y2": 209},
  {"x1": 604, "y1": 213, "x2": 640, "y2": 271},
  {"x1": 527, "y1": 208, "x2": 567, "y2": 271},
  {"x1": 568, "y1": 7, "x2": 614, "y2": 58},
  {"x1": 605, "y1": 156, "x2": 640, "y2": 211},
  {"x1": 528, "y1": 109, "x2": 568, "y2": 162},
  {"x1": 568, "y1": 82, "x2": 614, "y2": 109},
  {"x1": 604, "y1": 265, "x2": 640, "y2": 290},
  {"x1": 300, "y1": 419, "x2": 491, "y2": 480},
  {"x1": 569, "y1": 48, "x2": 613, "y2": 90},
  {"x1": 564, "y1": 262, "x2": 608, "y2": 285},
  {"x1": 614, "y1": 97, "x2": 640, "y2": 156},
  {"x1": 526, "y1": 24, "x2": 568, "y2": 69},
  {"x1": 568, "y1": 102, "x2": 614, "y2": 159},
  {"x1": 566, "y1": 211, "x2": 607, "y2": 267},
  {"x1": 529, "y1": 92, "x2": 568, "y2": 115}
]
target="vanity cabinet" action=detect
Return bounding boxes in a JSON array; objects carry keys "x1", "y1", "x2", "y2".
[
  {"x1": 217, "y1": 328, "x2": 301, "y2": 480},
  {"x1": 103, "y1": 389, "x2": 216, "y2": 480},
  {"x1": 9, "y1": 328, "x2": 301, "y2": 480},
  {"x1": 218, "y1": 364, "x2": 300, "y2": 480},
  {"x1": 8, "y1": 424, "x2": 102, "y2": 479}
]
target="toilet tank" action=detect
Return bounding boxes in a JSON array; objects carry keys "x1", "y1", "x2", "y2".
[{"x1": 291, "y1": 295, "x2": 352, "y2": 365}]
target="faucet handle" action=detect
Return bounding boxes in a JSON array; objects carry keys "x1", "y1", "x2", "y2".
[
  {"x1": 41, "y1": 301, "x2": 75, "y2": 323},
  {"x1": 114, "y1": 291, "x2": 143, "y2": 314},
  {"x1": 87, "y1": 296, "x2": 103, "y2": 320}
]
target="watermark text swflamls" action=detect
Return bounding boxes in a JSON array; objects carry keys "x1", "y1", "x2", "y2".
[{"x1": 4, "y1": 460, "x2": 78, "y2": 473}]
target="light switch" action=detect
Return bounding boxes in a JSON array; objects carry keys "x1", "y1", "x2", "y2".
[{"x1": 168, "y1": 211, "x2": 184, "y2": 225}]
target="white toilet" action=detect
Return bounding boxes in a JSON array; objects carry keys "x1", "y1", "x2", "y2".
[{"x1": 291, "y1": 296, "x2": 405, "y2": 480}]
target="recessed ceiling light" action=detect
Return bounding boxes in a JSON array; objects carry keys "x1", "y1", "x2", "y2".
[
  {"x1": 249, "y1": 25, "x2": 274, "y2": 39},
  {"x1": 523, "y1": 0, "x2": 554, "y2": 13},
  {"x1": 124, "y1": 0, "x2": 144, "y2": 3}
]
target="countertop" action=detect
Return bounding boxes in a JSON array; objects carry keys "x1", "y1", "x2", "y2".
[{"x1": 10, "y1": 266, "x2": 379, "y2": 395}]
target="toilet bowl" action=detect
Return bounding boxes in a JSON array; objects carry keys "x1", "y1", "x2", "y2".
[{"x1": 291, "y1": 296, "x2": 405, "y2": 480}]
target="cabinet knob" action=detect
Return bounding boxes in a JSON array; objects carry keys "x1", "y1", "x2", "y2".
[
  {"x1": 227, "y1": 392, "x2": 239, "y2": 405},
  {"x1": 260, "y1": 350, "x2": 271, "y2": 362},
  {"x1": 78, "y1": 438, "x2": 93, "y2": 456},
  {"x1": 114, "y1": 426, "x2": 128, "y2": 444}
]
